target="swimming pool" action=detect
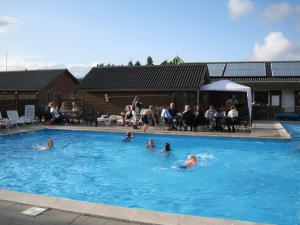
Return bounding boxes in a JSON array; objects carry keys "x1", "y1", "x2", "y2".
[
  {"x1": 282, "y1": 122, "x2": 300, "y2": 138},
  {"x1": 0, "y1": 128, "x2": 300, "y2": 225}
]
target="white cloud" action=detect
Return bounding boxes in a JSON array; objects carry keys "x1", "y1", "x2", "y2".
[
  {"x1": 252, "y1": 31, "x2": 300, "y2": 60},
  {"x1": 263, "y1": 2, "x2": 294, "y2": 22},
  {"x1": 0, "y1": 54, "x2": 92, "y2": 77},
  {"x1": 0, "y1": 16, "x2": 19, "y2": 33},
  {"x1": 228, "y1": 0, "x2": 254, "y2": 19}
]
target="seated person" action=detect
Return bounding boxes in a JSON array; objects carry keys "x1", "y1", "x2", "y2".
[
  {"x1": 181, "y1": 105, "x2": 195, "y2": 131},
  {"x1": 226, "y1": 105, "x2": 239, "y2": 132},
  {"x1": 147, "y1": 139, "x2": 155, "y2": 149},
  {"x1": 161, "y1": 105, "x2": 176, "y2": 130},
  {"x1": 179, "y1": 155, "x2": 197, "y2": 169},
  {"x1": 205, "y1": 105, "x2": 219, "y2": 130},
  {"x1": 123, "y1": 131, "x2": 134, "y2": 141},
  {"x1": 120, "y1": 105, "x2": 133, "y2": 126},
  {"x1": 60, "y1": 102, "x2": 69, "y2": 115},
  {"x1": 50, "y1": 103, "x2": 65, "y2": 124},
  {"x1": 71, "y1": 102, "x2": 82, "y2": 123},
  {"x1": 193, "y1": 105, "x2": 207, "y2": 131},
  {"x1": 163, "y1": 143, "x2": 171, "y2": 152},
  {"x1": 168, "y1": 103, "x2": 180, "y2": 128}
]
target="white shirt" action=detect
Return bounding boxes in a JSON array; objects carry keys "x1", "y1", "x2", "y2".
[
  {"x1": 227, "y1": 109, "x2": 238, "y2": 118},
  {"x1": 50, "y1": 107, "x2": 60, "y2": 119},
  {"x1": 161, "y1": 108, "x2": 172, "y2": 119},
  {"x1": 205, "y1": 109, "x2": 219, "y2": 118}
]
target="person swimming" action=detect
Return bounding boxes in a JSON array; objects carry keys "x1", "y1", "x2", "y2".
[
  {"x1": 179, "y1": 155, "x2": 197, "y2": 169},
  {"x1": 47, "y1": 138, "x2": 54, "y2": 148},
  {"x1": 163, "y1": 143, "x2": 171, "y2": 152},
  {"x1": 146, "y1": 139, "x2": 155, "y2": 149},
  {"x1": 33, "y1": 138, "x2": 54, "y2": 150},
  {"x1": 123, "y1": 131, "x2": 134, "y2": 141}
]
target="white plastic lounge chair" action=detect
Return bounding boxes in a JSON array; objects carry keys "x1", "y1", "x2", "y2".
[
  {"x1": 108, "y1": 115, "x2": 122, "y2": 125},
  {"x1": 24, "y1": 105, "x2": 36, "y2": 123},
  {"x1": 97, "y1": 114, "x2": 109, "y2": 125},
  {"x1": 0, "y1": 112, "x2": 18, "y2": 132},
  {"x1": 7, "y1": 110, "x2": 25, "y2": 124}
]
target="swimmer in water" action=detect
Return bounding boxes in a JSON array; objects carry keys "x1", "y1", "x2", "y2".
[
  {"x1": 123, "y1": 131, "x2": 134, "y2": 141},
  {"x1": 33, "y1": 138, "x2": 54, "y2": 150},
  {"x1": 179, "y1": 155, "x2": 197, "y2": 169},
  {"x1": 163, "y1": 143, "x2": 171, "y2": 152},
  {"x1": 47, "y1": 138, "x2": 54, "y2": 148},
  {"x1": 146, "y1": 139, "x2": 155, "y2": 149}
]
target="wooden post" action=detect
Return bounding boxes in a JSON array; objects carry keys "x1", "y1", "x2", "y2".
[{"x1": 14, "y1": 91, "x2": 18, "y2": 113}]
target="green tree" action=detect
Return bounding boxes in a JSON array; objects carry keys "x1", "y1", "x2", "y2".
[
  {"x1": 146, "y1": 56, "x2": 154, "y2": 66},
  {"x1": 172, "y1": 56, "x2": 184, "y2": 65},
  {"x1": 160, "y1": 60, "x2": 169, "y2": 65},
  {"x1": 96, "y1": 63, "x2": 104, "y2": 67},
  {"x1": 128, "y1": 61, "x2": 133, "y2": 66},
  {"x1": 135, "y1": 61, "x2": 141, "y2": 66}
]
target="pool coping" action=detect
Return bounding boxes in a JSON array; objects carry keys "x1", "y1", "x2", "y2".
[
  {"x1": 0, "y1": 189, "x2": 271, "y2": 225},
  {"x1": 0, "y1": 123, "x2": 291, "y2": 140}
]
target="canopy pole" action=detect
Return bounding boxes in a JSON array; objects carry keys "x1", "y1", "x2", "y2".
[{"x1": 196, "y1": 90, "x2": 199, "y2": 105}]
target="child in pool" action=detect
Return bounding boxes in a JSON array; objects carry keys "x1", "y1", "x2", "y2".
[
  {"x1": 123, "y1": 131, "x2": 134, "y2": 141},
  {"x1": 179, "y1": 155, "x2": 197, "y2": 169},
  {"x1": 146, "y1": 139, "x2": 155, "y2": 149}
]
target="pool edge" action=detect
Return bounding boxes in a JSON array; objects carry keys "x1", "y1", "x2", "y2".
[
  {"x1": 0, "y1": 123, "x2": 292, "y2": 140},
  {"x1": 0, "y1": 189, "x2": 271, "y2": 225}
]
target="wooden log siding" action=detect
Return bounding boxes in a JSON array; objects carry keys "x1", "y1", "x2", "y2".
[{"x1": 80, "y1": 91, "x2": 198, "y2": 115}]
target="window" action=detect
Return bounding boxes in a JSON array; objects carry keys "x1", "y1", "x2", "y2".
[
  {"x1": 254, "y1": 92, "x2": 268, "y2": 106},
  {"x1": 270, "y1": 91, "x2": 281, "y2": 107}
]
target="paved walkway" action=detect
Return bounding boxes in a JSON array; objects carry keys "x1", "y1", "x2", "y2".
[{"x1": 0, "y1": 200, "x2": 140, "y2": 225}]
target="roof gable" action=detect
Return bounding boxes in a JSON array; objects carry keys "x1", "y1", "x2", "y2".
[{"x1": 0, "y1": 69, "x2": 75, "y2": 90}]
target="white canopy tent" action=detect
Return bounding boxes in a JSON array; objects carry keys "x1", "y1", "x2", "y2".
[{"x1": 200, "y1": 80, "x2": 252, "y2": 122}]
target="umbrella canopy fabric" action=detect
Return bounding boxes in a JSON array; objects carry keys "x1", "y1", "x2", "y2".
[{"x1": 200, "y1": 80, "x2": 252, "y2": 121}]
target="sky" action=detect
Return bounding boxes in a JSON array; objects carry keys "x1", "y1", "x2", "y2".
[{"x1": 0, "y1": 0, "x2": 300, "y2": 77}]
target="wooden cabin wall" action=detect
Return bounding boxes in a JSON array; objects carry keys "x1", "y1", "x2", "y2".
[{"x1": 79, "y1": 91, "x2": 198, "y2": 115}]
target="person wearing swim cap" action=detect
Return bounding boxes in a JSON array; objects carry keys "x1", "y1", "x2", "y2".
[{"x1": 179, "y1": 155, "x2": 197, "y2": 169}]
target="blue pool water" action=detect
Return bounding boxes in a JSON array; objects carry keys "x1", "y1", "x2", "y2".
[
  {"x1": 282, "y1": 122, "x2": 300, "y2": 138},
  {"x1": 1, "y1": 128, "x2": 300, "y2": 225}
]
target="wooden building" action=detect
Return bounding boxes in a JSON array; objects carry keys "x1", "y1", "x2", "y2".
[
  {"x1": 77, "y1": 64, "x2": 209, "y2": 115},
  {"x1": 205, "y1": 61, "x2": 300, "y2": 120},
  {"x1": 0, "y1": 69, "x2": 78, "y2": 117}
]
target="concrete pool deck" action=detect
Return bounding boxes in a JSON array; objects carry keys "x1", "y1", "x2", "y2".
[
  {"x1": 0, "y1": 190, "x2": 271, "y2": 225},
  {"x1": 0, "y1": 121, "x2": 287, "y2": 225}
]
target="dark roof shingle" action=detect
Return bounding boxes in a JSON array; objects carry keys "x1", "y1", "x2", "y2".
[
  {"x1": 78, "y1": 65, "x2": 209, "y2": 90},
  {"x1": 0, "y1": 69, "x2": 74, "y2": 90}
]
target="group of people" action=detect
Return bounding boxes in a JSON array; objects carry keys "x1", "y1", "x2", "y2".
[
  {"x1": 123, "y1": 95, "x2": 241, "y2": 133},
  {"x1": 123, "y1": 131, "x2": 197, "y2": 169},
  {"x1": 45, "y1": 101, "x2": 81, "y2": 125}
]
